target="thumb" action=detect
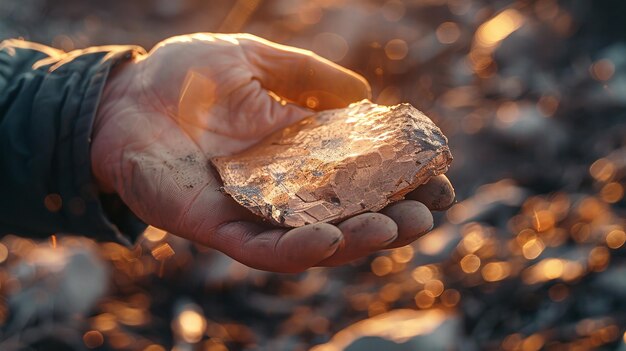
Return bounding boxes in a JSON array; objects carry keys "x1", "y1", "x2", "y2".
[
  {"x1": 176, "y1": 68, "x2": 313, "y2": 152},
  {"x1": 236, "y1": 34, "x2": 371, "y2": 110}
]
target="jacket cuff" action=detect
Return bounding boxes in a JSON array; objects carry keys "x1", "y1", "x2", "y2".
[{"x1": 70, "y1": 46, "x2": 148, "y2": 245}]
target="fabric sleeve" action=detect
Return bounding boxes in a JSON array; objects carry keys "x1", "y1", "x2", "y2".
[{"x1": 0, "y1": 39, "x2": 148, "y2": 245}]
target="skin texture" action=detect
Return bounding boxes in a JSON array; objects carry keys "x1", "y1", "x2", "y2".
[
  {"x1": 91, "y1": 33, "x2": 455, "y2": 273},
  {"x1": 407, "y1": 175, "x2": 456, "y2": 211}
]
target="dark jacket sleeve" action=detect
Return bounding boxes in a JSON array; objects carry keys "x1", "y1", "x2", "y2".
[{"x1": 0, "y1": 39, "x2": 148, "y2": 245}]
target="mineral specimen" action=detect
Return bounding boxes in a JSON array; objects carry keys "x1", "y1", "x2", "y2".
[{"x1": 211, "y1": 100, "x2": 452, "y2": 227}]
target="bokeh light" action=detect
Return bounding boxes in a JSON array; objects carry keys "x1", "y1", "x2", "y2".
[{"x1": 1, "y1": 1, "x2": 625, "y2": 350}]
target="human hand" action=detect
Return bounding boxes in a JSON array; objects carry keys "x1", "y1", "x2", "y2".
[{"x1": 91, "y1": 33, "x2": 455, "y2": 273}]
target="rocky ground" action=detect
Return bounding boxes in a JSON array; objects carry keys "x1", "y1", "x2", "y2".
[{"x1": 1, "y1": 0, "x2": 625, "y2": 350}]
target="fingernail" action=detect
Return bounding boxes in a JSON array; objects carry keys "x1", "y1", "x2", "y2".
[
  {"x1": 382, "y1": 233, "x2": 398, "y2": 244},
  {"x1": 330, "y1": 235, "x2": 342, "y2": 247}
]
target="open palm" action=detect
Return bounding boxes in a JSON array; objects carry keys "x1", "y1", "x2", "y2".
[{"x1": 91, "y1": 34, "x2": 454, "y2": 273}]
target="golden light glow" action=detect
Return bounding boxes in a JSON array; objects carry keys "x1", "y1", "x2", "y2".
[
  {"x1": 570, "y1": 222, "x2": 591, "y2": 243},
  {"x1": 553, "y1": 12, "x2": 574, "y2": 36},
  {"x1": 548, "y1": 192, "x2": 571, "y2": 218},
  {"x1": 461, "y1": 113, "x2": 485, "y2": 134},
  {"x1": 177, "y1": 70, "x2": 217, "y2": 143},
  {"x1": 589, "y1": 158, "x2": 615, "y2": 182},
  {"x1": 83, "y1": 330, "x2": 104, "y2": 349},
  {"x1": 467, "y1": 51, "x2": 494, "y2": 75},
  {"x1": 309, "y1": 316, "x2": 330, "y2": 334},
  {"x1": 440, "y1": 289, "x2": 461, "y2": 307},
  {"x1": 312, "y1": 32, "x2": 349, "y2": 62},
  {"x1": 521, "y1": 334, "x2": 544, "y2": 351},
  {"x1": 600, "y1": 182, "x2": 624, "y2": 203},
  {"x1": 26, "y1": 246, "x2": 69, "y2": 267},
  {"x1": 143, "y1": 226, "x2": 167, "y2": 242},
  {"x1": 447, "y1": 203, "x2": 468, "y2": 224},
  {"x1": 43, "y1": 193, "x2": 63, "y2": 212},
  {"x1": 143, "y1": 345, "x2": 166, "y2": 351},
  {"x1": 368, "y1": 301, "x2": 388, "y2": 317},
  {"x1": 543, "y1": 258, "x2": 563, "y2": 279},
  {"x1": 349, "y1": 293, "x2": 372, "y2": 311},
  {"x1": 203, "y1": 340, "x2": 228, "y2": 351},
  {"x1": 548, "y1": 284, "x2": 569, "y2": 302},
  {"x1": 537, "y1": 95, "x2": 559, "y2": 117},
  {"x1": 296, "y1": 2, "x2": 322, "y2": 24},
  {"x1": 461, "y1": 225, "x2": 485, "y2": 253},
  {"x1": 475, "y1": 9, "x2": 525, "y2": 47},
  {"x1": 306, "y1": 96, "x2": 320, "y2": 109},
  {"x1": 391, "y1": 245, "x2": 414, "y2": 263},
  {"x1": 561, "y1": 261, "x2": 584, "y2": 281},
  {"x1": 436, "y1": 22, "x2": 461, "y2": 44},
  {"x1": 523, "y1": 258, "x2": 584, "y2": 283},
  {"x1": 218, "y1": 0, "x2": 261, "y2": 33},
  {"x1": 151, "y1": 243, "x2": 175, "y2": 261},
  {"x1": 310, "y1": 309, "x2": 448, "y2": 351},
  {"x1": 371, "y1": 256, "x2": 393, "y2": 276},
  {"x1": 106, "y1": 303, "x2": 147, "y2": 327},
  {"x1": 573, "y1": 320, "x2": 620, "y2": 346},
  {"x1": 176, "y1": 309, "x2": 207, "y2": 343},
  {"x1": 502, "y1": 333, "x2": 522, "y2": 350},
  {"x1": 598, "y1": 325, "x2": 619, "y2": 343},
  {"x1": 5, "y1": 8, "x2": 623, "y2": 348},
  {"x1": 606, "y1": 229, "x2": 626, "y2": 249},
  {"x1": 577, "y1": 197, "x2": 609, "y2": 222},
  {"x1": 379, "y1": 283, "x2": 402, "y2": 302},
  {"x1": 516, "y1": 228, "x2": 536, "y2": 245},
  {"x1": 576, "y1": 319, "x2": 596, "y2": 336},
  {"x1": 391, "y1": 260, "x2": 407, "y2": 273},
  {"x1": 481, "y1": 262, "x2": 511, "y2": 282},
  {"x1": 532, "y1": 210, "x2": 555, "y2": 232},
  {"x1": 534, "y1": 0, "x2": 559, "y2": 21},
  {"x1": 496, "y1": 101, "x2": 520, "y2": 126},
  {"x1": 424, "y1": 280, "x2": 444, "y2": 297},
  {"x1": 460, "y1": 254, "x2": 481, "y2": 273},
  {"x1": 381, "y1": 0, "x2": 405, "y2": 22},
  {"x1": 0, "y1": 243, "x2": 8, "y2": 264},
  {"x1": 411, "y1": 265, "x2": 435, "y2": 284},
  {"x1": 92, "y1": 313, "x2": 117, "y2": 332},
  {"x1": 377, "y1": 85, "x2": 402, "y2": 105},
  {"x1": 414, "y1": 290, "x2": 435, "y2": 309},
  {"x1": 522, "y1": 238, "x2": 545, "y2": 260},
  {"x1": 590, "y1": 59, "x2": 615, "y2": 81},
  {"x1": 385, "y1": 39, "x2": 408, "y2": 60},
  {"x1": 588, "y1": 246, "x2": 610, "y2": 271},
  {"x1": 416, "y1": 226, "x2": 455, "y2": 255}
]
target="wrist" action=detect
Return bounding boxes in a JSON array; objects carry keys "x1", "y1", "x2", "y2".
[{"x1": 91, "y1": 57, "x2": 140, "y2": 193}]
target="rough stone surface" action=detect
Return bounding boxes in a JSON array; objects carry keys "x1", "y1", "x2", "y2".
[{"x1": 211, "y1": 100, "x2": 453, "y2": 227}]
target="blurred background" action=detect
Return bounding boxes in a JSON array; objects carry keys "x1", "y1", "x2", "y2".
[{"x1": 1, "y1": 0, "x2": 625, "y2": 350}]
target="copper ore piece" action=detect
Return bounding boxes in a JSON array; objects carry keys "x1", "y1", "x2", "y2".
[{"x1": 211, "y1": 100, "x2": 453, "y2": 227}]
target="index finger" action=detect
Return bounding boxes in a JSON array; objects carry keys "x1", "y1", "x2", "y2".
[{"x1": 237, "y1": 34, "x2": 371, "y2": 110}]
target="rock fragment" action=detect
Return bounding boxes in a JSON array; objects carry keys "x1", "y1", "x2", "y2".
[{"x1": 211, "y1": 100, "x2": 453, "y2": 227}]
